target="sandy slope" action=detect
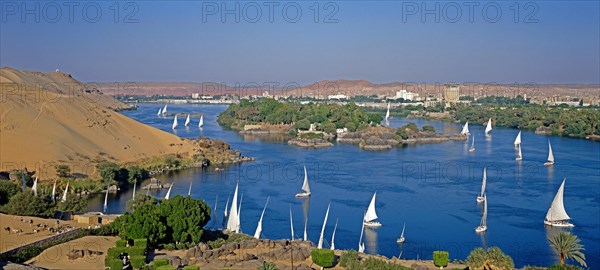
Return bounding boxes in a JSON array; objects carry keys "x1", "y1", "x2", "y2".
[
  {"x1": 0, "y1": 214, "x2": 84, "y2": 253},
  {"x1": 26, "y1": 236, "x2": 118, "y2": 270},
  {"x1": 0, "y1": 67, "x2": 201, "y2": 179}
]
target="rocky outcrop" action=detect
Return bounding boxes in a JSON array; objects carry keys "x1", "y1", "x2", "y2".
[{"x1": 288, "y1": 138, "x2": 333, "y2": 149}]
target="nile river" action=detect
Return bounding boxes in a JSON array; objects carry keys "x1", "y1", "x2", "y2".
[{"x1": 88, "y1": 103, "x2": 600, "y2": 268}]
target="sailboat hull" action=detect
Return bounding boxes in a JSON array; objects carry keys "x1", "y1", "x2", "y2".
[
  {"x1": 295, "y1": 192, "x2": 311, "y2": 198},
  {"x1": 363, "y1": 221, "x2": 382, "y2": 227},
  {"x1": 476, "y1": 196, "x2": 485, "y2": 203},
  {"x1": 544, "y1": 161, "x2": 554, "y2": 166},
  {"x1": 396, "y1": 237, "x2": 405, "y2": 243},
  {"x1": 469, "y1": 147, "x2": 475, "y2": 152},
  {"x1": 544, "y1": 220, "x2": 574, "y2": 227},
  {"x1": 475, "y1": 225, "x2": 487, "y2": 233},
  {"x1": 516, "y1": 157, "x2": 522, "y2": 161}
]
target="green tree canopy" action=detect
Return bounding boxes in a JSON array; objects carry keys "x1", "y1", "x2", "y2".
[
  {"x1": 55, "y1": 165, "x2": 71, "y2": 178},
  {"x1": 58, "y1": 195, "x2": 88, "y2": 214},
  {"x1": 2, "y1": 191, "x2": 55, "y2": 218},
  {"x1": 0, "y1": 181, "x2": 22, "y2": 205}
]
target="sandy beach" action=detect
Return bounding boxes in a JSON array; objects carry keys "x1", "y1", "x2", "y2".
[{"x1": 0, "y1": 214, "x2": 84, "y2": 253}]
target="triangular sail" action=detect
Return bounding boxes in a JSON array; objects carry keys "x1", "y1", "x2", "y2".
[
  {"x1": 301, "y1": 166, "x2": 310, "y2": 193},
  {"x1": 330, "y1": 218, "x2": 338, "y2": 250},
  {"x1": 61, "y1": 182, "x2": 69, "y2": 202},
  {"x1": 480, "y1": 167, "x2": 487, "y2": 197},
  {"x1": 224, "y1": 194, "x2": 230, "y2": 218},
  {"x1": 385, "y1": 103, "x2": 390, "y2": 121},
  {"x1": 187, "y1": 180, "x2": 193, "y2": 196},
  {"x1": 364, "y1": 192, "x2": 378, "y2": 222},
  {"x1": 254, "y1": 197, "x2": 270, "y2": 239},
  {"x1": 157, "y1": 108, "x2": 162, "y2": 116},
  {"x1": 199, "y1": 115, "x2": 204, "y2": 127},
  {"x1": 317, "y1": 203, "x2": 330, "y2": 249},
  {"x1": 51, "y1": 180, "x2": 57, "y2": 201},
  {"x1": 227, "y1": 183, "x2": 240, "y2": 232},
  {"x1": 485, "y1": 118, "x2": 492, "y2": 134},
  {"x1": 545, "y1": 178, "x2": 571, "y2": 221},
  {"x1": 132, "y1": 181, "x2": 136, "y2": 200},
  {"x1": 290, "y1": 206, "x2": 295, "y2": 241},
  {"x1": 32, "y1": 177, "x2": 38, "y2": 196},
  {"x1": 547, "y1": 141, "x2": 554, "y2": 163},
  {"x1": 517, "y1": 144, "x2": 523, "y2": 159},
  {"x1": 103, "y1": 189, "x2": 109, "y2": 213},
  {"x1": 162, "y1": 105, "x2": 168, "y2": 115},
  {"x1": 172, "y1": 115, "x2": 178, "y2": 129},
  {"x1": 358, "y1": 220, "x2": 365, "y2": 253},
  {"x1": 461, "y1": 121, "x2": 470, "y2": 135},
  {"x1": 514, "y1": 131, "x2": 521, "y2": 145},
  {"x1": 400, "y1": 223, "x2": 405, "y2": 238},
  {"x1": 164, "y1": 184, "x2": 172, "y2": 200},
  {"x1": 184, "y1": 114, "x2": 190, "y2": 126}
]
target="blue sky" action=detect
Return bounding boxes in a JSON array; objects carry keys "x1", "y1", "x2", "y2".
[{"x1": 1, "y1": 1, "x2": 599, "y2": 84}]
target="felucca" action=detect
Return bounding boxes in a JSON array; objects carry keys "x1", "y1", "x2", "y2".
[
  {"x1": 468, "y1": 133, "x2": 476, "y2": 152},
  {"x1": 477, "y1": 167, "x2": 487, "y2": 203},
  {"x1": 295, "y1": 166, "x2": 311, "y2": 198},
  {"x1": 544, "y1": 141, "x2": 555, "y2": 166},
  {"x1": 514, "y1": 131, "x2": 522, "y2": 146},
  {"x1": 461, "y1": 121, "x2": 470, "y2": 135},
  {"x1": 544, "y1": 178, "x2": 573, "y2": 227},
  {"x1": 199, "y1": 115, "x2": 204, "y2": 127},
  {"x1": 485, "y1": 118, "x2": 492, "y2": 135},
  {"x1": 184, "y1": 114, "x2": 191, "y2": 127},
  {"x1": 396, "y1": 223, "x2": 405, "y2": 243},
  {"x1": 317, "y1": 203, "x2": 330, "y2": 249},
  {"x1": 172, "y1": 115, "x2": 178, "y2": 129},
  {"x1": 516, "y1": 143, "x2": 523, "y2": 161},
  {"x1": 475, "y1": 194, "x2": 488, "y2": 233},
  {"x1": 253, "y1": 196, "x2": 270, "y2": 239},
  {"x1": 164, "y1": 184, "x2": 172, "y2": 200},
  {"x1": 226, "y1": 183, "x2": 241, "y2": 233},
  {"x1": 363, "y1": 192, "x2": 382, "y2": 227}
]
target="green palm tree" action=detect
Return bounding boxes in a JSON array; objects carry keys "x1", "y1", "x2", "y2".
[
  {"x1": 257, "y1": 261, "x2": 278, "y2": 270},
  {"x1": 548, "y1": 231, "x2": 587, "y2": 267}
]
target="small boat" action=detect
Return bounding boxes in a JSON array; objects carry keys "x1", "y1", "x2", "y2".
[
  {"x1": 164, "y1": 184, "x2": 172, "y2": 200},
  {"x1": 199, "y1": 115, "x2": 204, "y2": 127},
  {"x1": 514, "y1": 131, "x2": 522, "y2": 146},
  {"x1": 396, "y1": 223, "x2": 406, "y2": 243},
  {"x1": 51, "y1": 180, "x2": 57, "y2": 202},
  {"x1": 544, "y1": 141, "x2": 555, "y2": 166},
  {"x1": 461, "y1": 121, "x2": 470, "y2": 135},
  {"x1": 187, "y1": 180, "x2": 193, "y2": 196},
  {"x1": 295, "y1": 166, "x2": 311, "y2": 198},
  {"x1": 32, "y1": 177, "x2": 38, "y2": 196},
  {"x1": 103, "y1": 188, "x2": 109, "y2": 213},
  {"x1": 162, "y1": 105, "x2": 168, "y2": 115},
  {"x1": 172, "y1": 115, "x2": 178, "y2": 129},
  {"x1": 317, "y1": 203, "x2": 331, "y2": 249},
  {"x1": 363, "y1": 192, "x2": 382, "y2": 227},
  {"x1": 477, "y1": 167, "x2": 487, "y2": 203},
  {"x1": 544, "y1": 178, "x2": 574, "y2": 227},
  {"x1": 475, "y1": 195, "x2": 488, "y2": 233},
  {"x1": 468, "y1": 133, "x2": 476, "y2": 152},
  {"x1": 484, "y1": 118, "x2": 492, "y2": 135},
  {"x1": 358, "y1": 216, "x2": 365, "y2": 253},
  {"x1": 61, "y1": 181, "x2": 69, "y2": 202},
  {"x1": 253, "y1": 196, "x2": 270, "y2": 239},
  {"x1": 157, "y1": 108, "x2": 162, "y2": 116},
  {"x1": 516, "y1": 143, "x2": 523, "y2": 161},
  {"x1": 330, "y1": 218, "x2": 338, "y2": 250},
  {"x1": 226, "y1": 183, "x2": 241, "y2": 233},
  {"x1": 385, "y1": 103, "x2": 390, "y2": 121},
  {"x1": 184, "y1": 114, "x2": 191, "y2": 127},
  {"x1": 132, "y1": 181, "x2": 136, "y2": 200}
]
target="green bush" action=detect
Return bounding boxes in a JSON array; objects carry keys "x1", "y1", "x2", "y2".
[
  {"x1": 466, "y1": 247, "x2": 514, "y2": 270},
  {"x1": 107, "y1": 247, "x2": 128, "y2": 258},
  {"x1": 361, "y1": 257, "x2": 411, "y2": 270},
  {"x1": 433, "y1": 251, "x2": 449, "y2": 268},
  {"x1": 207, "y1": 238, "x2": 226, "y2": 249},
  {"x1": 422, "y1": 125, "x2": 436, "y2": 132},
  {"x1": 10, "y1": 246, "x2": 43, "y2": 263},
  {"x1": 154, "y1": 258, "x2": 170, "y2": 267},
  {"x1": 130, "y1": 255, "x2": 146, "y2": 269},
  {"x1": 128, "y1": 246, "x2": 146, "y2": 256},
  {"x1": 311, "y1": 249, "x2": 335, "y2": 268},
  {"x1": 134, "y1": 238, "x2": 148, "y2": 249},
  {"x1": 547, "y1": 265, "x2": 584, "y2": 270},
  {"x1": 105, "y1": 258, "x2": 123, "y2": 270},
  {"x1": 156, "y1": 266, "x2": 176, "y2": 270},
  {"x1": 116, "y1": 239, "x2": 127, "y2": 247},
  {"x1": 183, "y1": 266, "x2": 200, "y2": 270},
  {"x1": 339, "y1": 250, "x2": 359, "y2": 267}
]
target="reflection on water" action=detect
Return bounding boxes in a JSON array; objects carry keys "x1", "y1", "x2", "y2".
[
  {"x1": 364, "y1": 227, "x2": 379, "y2": 254},
  {"x1": 479, "y1": 231, "x2": 488, "y2": 248}
]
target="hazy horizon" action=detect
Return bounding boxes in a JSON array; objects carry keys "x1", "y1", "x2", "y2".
[{"x1": 2, "y1": 1, "x2": 599, "y2": 84}]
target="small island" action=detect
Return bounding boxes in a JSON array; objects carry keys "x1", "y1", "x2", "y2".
[{"x1": 218, "y1": 99, "x2": 465, "y2": 150}]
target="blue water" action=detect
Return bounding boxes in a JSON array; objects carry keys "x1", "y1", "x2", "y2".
[{"x1": 89, "y1": 103, "x2": 600, "y2": 268}]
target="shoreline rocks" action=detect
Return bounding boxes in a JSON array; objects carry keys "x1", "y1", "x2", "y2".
[{"x1": 288, "y1": 138, "x2": 333, "y2": 149}]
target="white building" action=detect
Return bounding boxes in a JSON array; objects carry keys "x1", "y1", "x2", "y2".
[
  {"x1": 395, "y1": 90, "x2": 418, "y2": 101},
  {"x1": 328, "y1": 94, "x2": 347, "y2": 100}
]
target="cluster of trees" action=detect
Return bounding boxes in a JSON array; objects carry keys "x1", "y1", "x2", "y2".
[
  {"x1": 95, "y1": 162, "x2": 147, "y2": 187},
  {"x1": 395, "y1": 122, "x2": 436, "y2": 140},
  {"x1": 110, "y1": 195, "x2": 211, "y2": 245},
  {"x1": 218, "y1": 99, "x2": 383, "y2": 133},
  {"x1": 451, "y1": 104, "x2": 600, "y2": 138},
  {"x1": 0, "y1": 181, "x2": 87, "y2": 218}
]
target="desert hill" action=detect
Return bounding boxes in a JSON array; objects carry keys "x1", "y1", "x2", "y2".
[{"x1": 0, "y1": 67, "x2": 240, "y2": 180}]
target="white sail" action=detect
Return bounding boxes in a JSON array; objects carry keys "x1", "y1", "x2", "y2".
[
  {"x1": 32, "y1": 177, "x2": 38, "y2": 196},
  {"x1": 547, "y1": 141, "x2": 555, "y2": 163},
  {"x1": 290, "y1": 206, "x2": 295, "y2": 241},
  {"x1": 317, "y1": 203, "x2": 330, "y2": 249},
  {"x1": 480, "y1": 195, "x2": 487, "y2": 227},
  {"x1": 254, "y1": 197, "x2": 270, "y2": 239},
  {"x1": 199, "y1": 115, "x2": 204, "y2": 127},
  {"x1": 172, "y1": 115, "x2": 178, "y2": 129},
  {"x1": 517, "y1": 143, "x2": 523, "y2": 160},
  {"x1": 385, "y1": 103, "x2": 390, "y2": 121},
  {"x1": 187, "y1": 180, "x2": 193, "y2": 196},
  {"x1": 303, "y1": 217, "x2": 308, "y2": 241},
  {"x1": 358, "y1": 221, "x2": 365, "y2": 253},
  {"x1": 514, "y1": 131, "x2": 522, "y2": 145},
  {"x1": 545, "y1": 178, "x2": 571, "y2": 222},
  {"x1": 364, "y1": 192, "x2": 379, "y2": 223},
  {"x1": 157, "y1": 108, "x2": 162, "y2": 116},
  {"x1": 301, "y1": 166, "x2": 310, "y2": 193},
  {"x1": 184, "y1": 114, "x2": 191, "y2": 127},
  {"x1": 480, "y1": 167, "x2": 487, "y2": 197},
  {"x1": 51, "y1": 180, "x2": 57, "y2": 201},
  {"x1": 226, "y1": 183, "x2": 240, "y2": 233},
  {"x1": 460, "y1": 121, "x2": 469, "y2": 135},
  {"x1": 400, "y1": 223, "x2": 405, "y2": 238},
  {"x1": 132, "y1": 181, "x2": 136, "y2": 200},
  {"x1": 485, "y1": 118, "x2": 492, "y2": 134},
  {"x1": 162, "y1": 105, "x2": 168, "y2": 115},
  {"x1": 164, "y1": 184, "x2": 172, "y2": 200},
  {"x1": 103, "y1": 189, "x2": 109, "y2": 213},
  {"x1": 224, "y1": 195, "x2": 230, "y2": 218},
  {"x1": 61, "y1": 182, "x2": 69, "y2": 202},
  {"x1": 330, "y1": 218, "x2": 338, "y2": 250}
]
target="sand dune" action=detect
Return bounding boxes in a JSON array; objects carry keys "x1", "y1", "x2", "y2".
[{"x1": 0, "y1": 67, "x2": 208, "y2": 179}]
